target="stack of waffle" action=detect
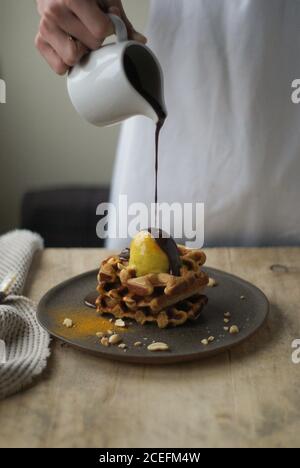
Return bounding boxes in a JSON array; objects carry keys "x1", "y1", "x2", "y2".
[{"x1": 96, "y1": 245, "x2": 208, "y2": 329}]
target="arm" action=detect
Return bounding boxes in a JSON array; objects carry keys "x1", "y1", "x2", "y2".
[{"x1": 35, "y1": 0, "x2": 147, "y2": 75}]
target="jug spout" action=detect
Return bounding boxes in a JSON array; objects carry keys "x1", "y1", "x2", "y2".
[
  {"x1": 123, "y1": 43, "x2": 167, "y2": 123},
  {"x1": 141, "y1": 99, "x2": 167, "y2": 123}
]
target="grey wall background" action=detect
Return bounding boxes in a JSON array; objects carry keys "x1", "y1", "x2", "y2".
[{"x1": 0, "y1": 0, "x2": 150, "y2": 233}]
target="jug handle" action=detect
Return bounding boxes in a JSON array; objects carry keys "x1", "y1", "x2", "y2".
[{"x1": 108, "y1": 14, "x2": 128, "y2": 43}]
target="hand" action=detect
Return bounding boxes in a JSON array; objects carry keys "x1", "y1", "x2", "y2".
[{"x1": 35, "y1": 0, "x2": 147, "y2": 75}]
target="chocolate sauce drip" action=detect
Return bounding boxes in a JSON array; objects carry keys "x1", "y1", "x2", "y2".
[
  {"x1": 123, "y1": 46, "x2": 167, "y2": 223},
  {"x1": 119, "y1": 248, "x2": 130, "y2": 262},
  {"x1": 148, "y1": 228, "x2": 182, "y2": 276},
  {"x1": 84, "y1": 291, "x2": 98, "y2": 309},
  {"x1": 155, "y1": 119, "x2": 164, "y2": 225}
]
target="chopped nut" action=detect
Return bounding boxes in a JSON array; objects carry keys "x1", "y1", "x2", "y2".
[
  {"x1": 123, "y1": 296, "x2": 136, "y2": 306},
  {"x1": 115, "y1": 319, "x2": 126, "y2": 328},
  {"x1": 147, "y1": 342, "x2": 169, "y2": 352},
  {"x1": 240, "y1": 295, "x2": 246, "y2": 300},
  {"x1": 229, "y1": 325, "x2": 240, "y2": 335},
  {"x1": 109, "y1": 318, "x2": 113, "y2": 323},
  {"x1": 108, "y1": 289, "x2": 120, "y2": 300},
  {"x1": 107, "y1": 329, "x2": 114, "y2": 335},
  {"x1": 127, "y1": 276, "x2": 154, "y2": 296},
  {"x1": 154, "y1": 273, "x2": 171, "y2": 287},
  {"x1": 118, "y1": 343, "x2": 127, "y2": 350},
  {"x1": 134, "y1": 341, "x2": 142, "y2": 347},
  {"x1": 224, "y1": 312, "x2": 231, "y2": 318},
  {"x1": 223, "y1": 327, "x2": 229, "y2": 331},
  {"x1": 100, "y1": 337, "x2": 110, "y2": 347},
  {"x1": 201, "y1": 339, "x2": 209, "y2": 346},
  {"x1": 123, "y1": 296, "x2": 137, "y2": 310},
  {"x1": 99, "y1": 263, "x2": 116, "y2": 283},
  {"x1": 63, "y1": 318, "x2": 73, "y2": 328},
  {"x1": 207, "y1": 277, "x2": 218, "y2": 288},
  {"x1": 208, "y1": 336, "x2": 215, "y2": 343},
  {"x1": 109, "y1": 334, "x2": 122, "y2": 345},
  {"x1": 96, "y1": 332, "x2": 104, "y2": 338},
  {"x1": 224, "y1": 318, "x2": 230, "y2": 324},
  {"x1": 119, "y1": 267, "x2": 135, "y2": 284}
]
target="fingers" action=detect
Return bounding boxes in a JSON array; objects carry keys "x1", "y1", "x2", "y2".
[
  {"x1": 66, "y1": 0, "x2": 114, "y2": 41},
  {"x1": 54, "y1": 10, "x2": 102, "y2": 50},
  {"x1": 35, "y1": 0, "x2": 147, "y2": 76},
  {"x1": 39, "y1": 17, "x2": 88, "y2": 67},
  {"x1": 35, "y1": 33, "x2": 68, "y2": 75}
]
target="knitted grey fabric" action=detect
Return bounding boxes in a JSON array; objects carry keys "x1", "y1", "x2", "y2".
[{"x1": 0, "y1": 230, "x2": 50, "y2": 399}]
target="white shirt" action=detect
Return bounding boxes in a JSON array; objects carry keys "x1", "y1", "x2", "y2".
[{"x1": 108, "y1": 0, "x2": 300, "y2": 249}]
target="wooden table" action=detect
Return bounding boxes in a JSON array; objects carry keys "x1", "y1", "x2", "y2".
[{"x1": 0, "y1": 248, "x2": 299, "y2": 448}]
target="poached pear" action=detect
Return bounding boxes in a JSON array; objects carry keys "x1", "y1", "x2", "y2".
[{"x1": 129, "y1": 231, "x2": 169, "y2": 277}]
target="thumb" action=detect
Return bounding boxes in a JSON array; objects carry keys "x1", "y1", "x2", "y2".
[{"x1": 108, "y1": 4, "x2": 147, "y2": 44}]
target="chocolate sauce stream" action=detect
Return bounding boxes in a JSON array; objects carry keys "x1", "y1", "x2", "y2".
[
  {"x1": 155, "y1": 119, "x2": 164, "y2": 226},
  {"x1": 123, "y1": 49, "x2": 166, "y2": 223}
]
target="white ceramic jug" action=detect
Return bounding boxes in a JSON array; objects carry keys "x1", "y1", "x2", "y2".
[{"x1": 67, "y1": 14, "x2": 167, "y2": 127}]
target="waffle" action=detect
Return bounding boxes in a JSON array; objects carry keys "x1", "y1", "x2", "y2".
[{"x1": 96, "y1": 245, "x2": 209, "y2": 329}]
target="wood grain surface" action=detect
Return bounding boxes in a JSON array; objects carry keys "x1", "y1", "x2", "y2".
[{"x1": 0, "y1": 247, "x2": 299, "y2": 448}]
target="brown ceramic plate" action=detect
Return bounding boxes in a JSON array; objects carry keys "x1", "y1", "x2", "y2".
[{"x1": 37, "y1": 267, "x2": 269, "y2": 364}]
